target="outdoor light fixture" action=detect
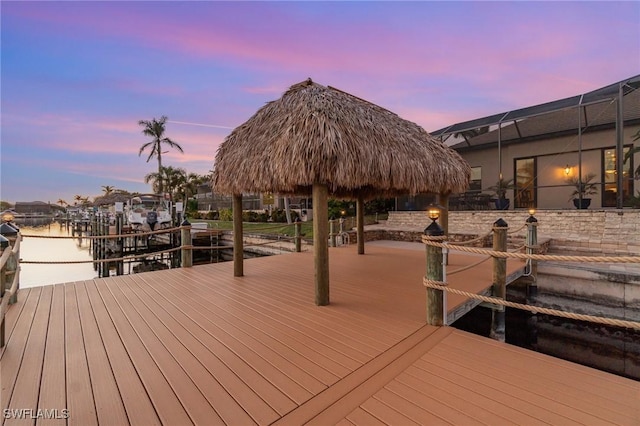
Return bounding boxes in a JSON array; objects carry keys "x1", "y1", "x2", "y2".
[
  {"x1": 424, "y1": 205, "x2": 444, "y2": 236},
  {"x1": 564, "y1": 165, "x2": 571, "y2": 176},
  {"x1": 526, "y1": 208, "x2": 538, "y2": 224},
  {"x1": 1, "y1": 210, "x2": 15, "y2": 223},
  {"x1": 340, "y1": 210, "x2": 346, "y2": 216}
]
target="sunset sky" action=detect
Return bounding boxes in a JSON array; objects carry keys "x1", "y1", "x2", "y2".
[{"x1": 1, "y1": 1, "x2": 638, "y2": 205}]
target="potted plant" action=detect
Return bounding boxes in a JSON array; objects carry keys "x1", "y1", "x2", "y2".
[
  {"x1": 626, "y1": 191, "x2": 640, "y2": 209},
  {"x1": 486, "y1": 177, "x2": 515, "y2": 210},
  {"x1": 566, "y1": 172, "x2": 598, "y2": 209}
]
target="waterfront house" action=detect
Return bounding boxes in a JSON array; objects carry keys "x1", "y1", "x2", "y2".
[{"x1": 398, "y1": 75, "x2": 640, "y2": 211}]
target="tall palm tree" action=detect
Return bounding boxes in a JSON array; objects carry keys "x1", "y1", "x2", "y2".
[
  {"x1": 73, "y1": 194, "x2": 83, "y2": 206},
  {"x1": 138, "y1": 116, "x2": 183, "y2": 194},
  {"x1": 57, "y1": 199, "x2": 67, "y2": 207}
]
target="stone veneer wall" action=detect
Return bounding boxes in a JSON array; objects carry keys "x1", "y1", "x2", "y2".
[{"x1": 384, "y1": 209, "x2": 640, "y2": 256}]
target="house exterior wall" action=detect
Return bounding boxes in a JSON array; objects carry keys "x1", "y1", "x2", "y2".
[{"x1": 457, "y1": 123, "x2": 640, "y2": 210}]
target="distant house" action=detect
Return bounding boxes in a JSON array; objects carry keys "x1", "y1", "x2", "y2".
[
  {"x1": 14, "y1": 201, "x2": 56, "y2": 216},
  {"x1": 427, "y1": 75, "x2": 640, "y2": 210}
]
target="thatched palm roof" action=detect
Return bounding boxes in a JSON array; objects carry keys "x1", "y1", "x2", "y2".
[{"x1": 213, "y1": 79, "x2": 470, "y2": 198}]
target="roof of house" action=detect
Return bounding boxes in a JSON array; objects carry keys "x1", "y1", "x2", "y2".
[{"x1": 431, "y1": 75, "x2": 640, "y2": 151}]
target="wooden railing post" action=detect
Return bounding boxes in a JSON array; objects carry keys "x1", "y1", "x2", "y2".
[
  {"x1": 356, "y1": 195, "x2": 365, "y2": 254},
  {"x1": 294, "y1": 221, "x2": 301, "y2": 253},
  {"x1": 181, "y1": 220, "x2": 192, "y2": 268},
  {"x1": 233, "y1": 194, "x2": 244, "y2": 277},
  {"x1": 1, "y1": 238, "x2": 8, "y2": 347},
  {"x1": 526, "y1": 212, "x2": 538, "y2": 297},
  {"x1": 116, "y1": 211, "x2": 124, "y2": 275},
  {"x1": 424, "y1": 227, "x2": 446, "y2": 326},
  {"x1": 329, "y1": 219, "x2": 336, "y2": 248},
  {"x1": 491, "y1": 218, "x2": 508, "y2": 342}
]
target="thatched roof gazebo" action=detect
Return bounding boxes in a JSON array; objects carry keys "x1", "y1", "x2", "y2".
[{"x1": 213, "y1": 78, "x2": 470, "y2": 305}]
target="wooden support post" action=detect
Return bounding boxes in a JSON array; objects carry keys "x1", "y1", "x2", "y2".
[
  {"x1": 116, "y1": 212, "x2": 124, "y2": 275},
  {"x1": 329, "y1": 219, "x2": 336, "y2": 248},
  {"x1": 356, "y1": 195, "x2": 365, "y2": 255},
  {"x1": 102, "y1": 215, "x2": 110, "y2": 278},
  {"x1": 490, "y1": 218, "x2": 508, "y2": 342},
  {"x1": 425, "y1": 234, "x2": 446, "y2": 325},
  {"x1": 181, "y1": 222, "x2": 192, "y2": 268},
  {"x1": 526, "y1": 215, "x2": 538, "y2": 298},
  {"x1": 313, "y1": 183, "x2": 330, "y2": 306},
  {"x1": 233, "y1": 194, "x2": 243, "y2": 277},
  {"x1": 7, "y1": 246, "x2": 18, "y2": 305},
  {"x1": 294, "y1": 221, "x2": 301, "y2": 253}
]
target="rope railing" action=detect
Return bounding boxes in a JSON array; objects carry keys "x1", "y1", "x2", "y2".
[
  {"x1": 1, "y1": 236, "x2": 21, "y2": 347},
  {"x1": 21, "y1": 226, "x2": 183, "y2": 240},
  {"x1": 423, "y1": 277, "x2": 640, "y2": 330},
  {"x1": 448, "y1": 229, "x2": 493, "y2": 246},
  {"x1": 423, "y1": 220, "x2": 640, "y2": 331},
  {"x1": 422, "y1": 236, "x2": 640, "y2": 263}
]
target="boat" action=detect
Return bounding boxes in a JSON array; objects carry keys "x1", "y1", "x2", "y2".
[{"x1": 126, "y1": 194, "x2": 173, "y2": 231}]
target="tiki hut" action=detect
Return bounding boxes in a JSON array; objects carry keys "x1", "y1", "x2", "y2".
[{"x1": 213, "y1": 78, "x2": 470, "y2": 305}]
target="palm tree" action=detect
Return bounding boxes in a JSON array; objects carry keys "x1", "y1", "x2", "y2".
[
  {"x1": 73, "y1": 194, "x2": 83, "y2": 206},
  {"x1": 57, "y1": 199, "x2": 68, "y2": 207},
  {"x1": 144, "y1": 166, "x2": 187, "y2": 200},
  {"x1": 101, "y1": 185, "x2": 115, "y2": 195},
  {"x1": 138, "y1": 116, "x2": 183, "y2": 194},
  {"x1": 182, "y1": 173, "x2": 206, "y2": 201}
]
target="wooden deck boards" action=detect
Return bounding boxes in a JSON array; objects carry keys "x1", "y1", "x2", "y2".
[{"x1": 2, "y1": 244, "x2": 638, "y2": 425}]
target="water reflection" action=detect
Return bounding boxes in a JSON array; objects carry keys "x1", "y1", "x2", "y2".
[{"x1": 14, "y1": 218, "x2": 97, "y2": 288}]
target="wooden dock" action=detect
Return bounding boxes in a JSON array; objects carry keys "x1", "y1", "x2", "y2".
[{"x1": 2, "y1": 244, "x2": 638, "y2": 425}]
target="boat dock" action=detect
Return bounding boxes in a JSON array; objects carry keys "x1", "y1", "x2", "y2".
[{"x1": 2, "y1": 244, "x2": 638, "y2": 425}]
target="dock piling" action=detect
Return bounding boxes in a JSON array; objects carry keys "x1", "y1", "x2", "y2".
[
  {"x1": 424, "y1": 214, "x2": 446, "y2": 326},
  {"x1": 490, "y1": 218, "x2": 508, "y2": 342},
  {"x1": 181, "y1": 220, "x2": 192, "y2": 268}
]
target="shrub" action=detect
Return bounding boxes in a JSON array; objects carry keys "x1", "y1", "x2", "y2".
[{"x1": 218, "y1": 208, "x2": 233, "y2": 221}]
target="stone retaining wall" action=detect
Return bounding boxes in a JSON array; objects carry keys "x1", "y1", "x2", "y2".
[{"x1": 384, "y1": 209, "x2": 640, "y2": 255}]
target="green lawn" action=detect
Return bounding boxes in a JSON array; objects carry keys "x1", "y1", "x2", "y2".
[{"x1": 190, "y1": 214, "x2": 387, "y2": 240}]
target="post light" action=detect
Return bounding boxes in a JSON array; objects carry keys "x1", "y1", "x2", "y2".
[
  {"x1": 340, "y1": 210, "x2": 346, "y2": 217},
  {"x1": 526, "y1": 208, "x2": 538, "y2": 223},
  {"x1": 424, "y1": 205, "x2": 444, "y2": 236}
]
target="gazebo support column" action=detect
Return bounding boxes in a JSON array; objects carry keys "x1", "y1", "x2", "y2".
[
  {"x1": 313, "y1": 183, "x2": 330, "y2": 306},
  {"x1": 356, "y1": 195, "x2": 365, "y2": 255},
  {"x1": 233, "y1": 194, "x2": 243, "y2": 277}
]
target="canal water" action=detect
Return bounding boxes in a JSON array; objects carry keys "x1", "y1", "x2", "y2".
[
  {"x1": 13, "y1": 218, "x2": 97, "y2": 288},
  {"x1": 452, "y1": 282, "x2": 640, "y2": 381}
]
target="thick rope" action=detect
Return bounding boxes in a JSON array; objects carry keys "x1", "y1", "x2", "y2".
[
  {"x1": 507, "y1": 223, "x2": 528, "y2": 234},
  {"x1": 449, "y1": 229, "x2": 493, "y2": 246},
  {"x1": 448, "y1": 256, "x2": 492, "y2": 275},
  {"x1": 422, "y1": 236, "x2": 640, "y2": 263},
  {"x1": 22, "y1": 226, "x2": 183, "y2": 240},
  {"x1": 21, "y1": 246, "x2": 183, "y2": 264},
  {"x1": 423, "y1": 277, "x2": 640, "y2": 330}
]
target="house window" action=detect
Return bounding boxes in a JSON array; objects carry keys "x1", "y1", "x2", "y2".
[
  {"x1": 469, "y1": 167, "x2": 482, "y2": 192},
  {"x1": 602, "y1": 147, "x2": 632, "y2": 207},
  {"x1": 515, "y1": 158, "x2": 536, "y2": 209}
]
